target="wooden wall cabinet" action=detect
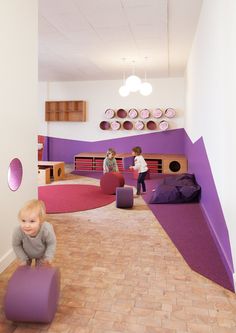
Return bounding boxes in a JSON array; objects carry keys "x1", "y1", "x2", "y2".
[{"x1": 45, "y1": 101, "x2": 86, "y2": 122}]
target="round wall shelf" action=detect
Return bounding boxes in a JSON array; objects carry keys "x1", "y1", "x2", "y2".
[
  {"x1": 105, "y1": 108, "x2": 115, "y2": 119},
  {"x1": 100, "y1": 121, "x2": 110, "y2": 130},
  {"x1": 111, "y1": 120, "x2": 121, "y2": 130},
  {"x1": 140, "y1": 108, "x2": 150, "y2": 119},
  {"x1": 117, "y1": 108, "x2": 127, "y2": 118},
  {"x1": 147, "y1": 120, "x2": 157, "y2": 130},
  {"x1": 128, "y1": 108, "x2": 138, "y2": 119},
  {"x1": 152, "y1": 108, "x2": 163, "y2": 118},
  {"x1": 164, "y1": 108, "x2": 176, "y2": 118},
  {"x1": 134, "y1": 120, "x2": 145, "y2": 130},
  {"x1": 123, "y1": 120, "x2": 133, "y2": 130},
  {"x1": 159, "y1": 120, "x2": 169, "y2": 131}
]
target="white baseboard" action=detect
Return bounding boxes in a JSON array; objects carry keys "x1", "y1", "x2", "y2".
[
  {"x1": 0, "y1": 249, "x2": 16, "y2": 273},
  {"x1": 233, "y1": 273, "x2": 236, "y2": 293}
]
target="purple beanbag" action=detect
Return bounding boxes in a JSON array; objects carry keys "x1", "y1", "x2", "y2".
[{"x1": 149, "y1": 173, "x2": 201, "y2": 204}]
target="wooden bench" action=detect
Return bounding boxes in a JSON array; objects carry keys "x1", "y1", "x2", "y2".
[{"x1": 38, "y1": 161, "x2": 65, "y2": 181}]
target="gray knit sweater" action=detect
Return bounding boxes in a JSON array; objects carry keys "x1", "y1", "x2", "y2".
[{"x1": 12, "y1": 222, "x2": 56, "y2": 262}]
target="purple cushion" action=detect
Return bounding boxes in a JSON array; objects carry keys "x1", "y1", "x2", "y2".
[
  {"x1": 149, "y1": 184, "x2": 179, "y2": 204},
  {"x1": 179, "y1": 185, "x2": 201, "y2": 202},
  {"x1": 4, "y1": 266, "x2": 60, "y2": 323},
  {"x1": 149, "y1": 173, "x2": 201, "y2": 204}
]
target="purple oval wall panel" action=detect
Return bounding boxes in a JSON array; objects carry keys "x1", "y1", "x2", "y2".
[{"x1": 8, "y1": 158, "x2": 23, "y2": 191}]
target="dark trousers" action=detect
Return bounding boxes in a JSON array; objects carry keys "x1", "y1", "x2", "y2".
[{"x1": 137, "y1": 171, "x2": 147, "y2": 194}]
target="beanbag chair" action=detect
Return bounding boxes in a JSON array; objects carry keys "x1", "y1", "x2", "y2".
[{"x1": 149, "y1": 173, "x2": 201, "y2": 204}]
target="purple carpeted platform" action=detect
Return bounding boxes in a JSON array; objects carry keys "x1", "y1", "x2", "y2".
[{"x1": 72, "y1": 170, "x2": 234, "y2": 291}]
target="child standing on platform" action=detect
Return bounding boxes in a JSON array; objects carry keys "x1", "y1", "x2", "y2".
[
  {"x1": 103, "y1": 148, "x2": 119, "y2": 173},
  {"x1": 12, "y1": 199, "x2": 56, "y2": 266},
  {"x1": 129, "y1": 146, "x2": 148, "y2": 195}
]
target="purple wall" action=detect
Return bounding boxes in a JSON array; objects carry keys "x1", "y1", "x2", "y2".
[
  {"x1": 44, "y1": 129, "x2": 185, "y2": 163},
  {"x1": 184, "y1": 133, "x2": 234, "y2": 285}
]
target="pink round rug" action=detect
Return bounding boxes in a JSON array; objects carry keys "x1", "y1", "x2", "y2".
[{"x1": 38, "y1": 184, "x2": 115, "y2": 213}]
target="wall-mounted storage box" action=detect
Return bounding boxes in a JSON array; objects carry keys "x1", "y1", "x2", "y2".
[{"x1": 45, "y1": 101, "x2": 86, "y2": 122}]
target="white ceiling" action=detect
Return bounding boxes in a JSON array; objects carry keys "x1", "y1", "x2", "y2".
[{"x1": 38, "y1": 0, "x2": 203, "y2": 81}]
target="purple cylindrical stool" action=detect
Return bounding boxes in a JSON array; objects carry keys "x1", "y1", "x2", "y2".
[
  {"x1": 116, "y1": 187, "x2": 134, "y2": 208},
  {"x1": 4, "y1": 266, "x2": 60, "y2": 323}
]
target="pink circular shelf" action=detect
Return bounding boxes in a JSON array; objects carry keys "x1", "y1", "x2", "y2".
[
  {"x1": 134, "y1": 120, "x2": 145, "y2": 130},
  {"x1": 159, "y1": 120, "x2": 169, "y2": 131},
  {"x1": 164, "y1": 108, "x2": 176, "y2": 118},
  {"x1": 152, "y1": 108, "x2": 163, "y2": 118},
  {"x1": 147, "y1": 120, "x2": 157, "y2": 130},
  {"x1": 111, "y1": 121, "x2": 121, "y2": 130},
  {"x1": 140, "y1": 108, "x2": 150, "y2": 119},
  {"x1": 128, "y1": 108, "x2": 138, "y2": 119},
  {"x1": 123, "y1": 120, "x2": 133, "y2": 130},
  {"x1": 100, "y1": 121, "x2": 110, "y2": 130},
  {"x1": 105, "y1": 109, "x2": 115, "y2": 119},
  {"x1": 117, "y1": 108, "x2": 127, "y2": 118}
]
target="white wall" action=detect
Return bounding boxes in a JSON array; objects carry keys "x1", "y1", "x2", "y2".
[
  {"x1": 0, "y1": 1, "x2": 38, "y2": 271},
  {"x1": 186, "y1": 0, "x2": 236, "y2": 275},
  {"x1": 38, "y1": 78, "x2": 185, "y2": 141}
]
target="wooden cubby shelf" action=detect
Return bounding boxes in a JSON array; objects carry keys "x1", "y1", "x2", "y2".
[
  {"x1": 74, "y1": 153, "x2": 187, "y2": 174},
  {"x1": 45, "y1": 100, "x2": 86, "y2": 122}
]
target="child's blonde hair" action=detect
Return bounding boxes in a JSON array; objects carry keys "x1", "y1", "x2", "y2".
[
  {"x1": 18, "y1": 199, "x2": 46, "y2": 223},
  {"x1": 106, "y1": 148, "x2": 116, "y2": 157},
  {"x1": 132, "y1": 146, "x2": 142, "y2": 155}
]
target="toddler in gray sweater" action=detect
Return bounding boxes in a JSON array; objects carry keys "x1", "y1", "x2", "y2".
[{"x1": 12, "y1": 199, "x2": 56, "y2": 266}]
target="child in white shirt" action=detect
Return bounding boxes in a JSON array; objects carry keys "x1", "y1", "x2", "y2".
[{"x1": 129, "y1": 146, "x2": 148, "y2": 195}]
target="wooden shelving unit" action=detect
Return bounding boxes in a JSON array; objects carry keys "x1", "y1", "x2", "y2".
[
  {"x1": 74, "y1": 153, "x2": 187, "y2": 174},
  {"x1": 45, "y1": 101, "x2": 86, "y2": 122}
]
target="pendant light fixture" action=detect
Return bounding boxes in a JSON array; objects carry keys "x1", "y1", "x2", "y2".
[
  {"x1": 119, "y1": 58, "x2": 130, "y2": 97},
  {"x1": 118, "y1": 58, "x2": 152, "y2": 97},
  {"x1": 125, "y1": 61, "x2": 141, "y2": 92},
  {"x1": 140, "y1": 57, "x2": 153, "y2": 96}
]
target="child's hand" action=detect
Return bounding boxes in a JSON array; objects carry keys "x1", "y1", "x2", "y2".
[{"x1": 129, "y1": 166, "x2": 133, "y2": 170}]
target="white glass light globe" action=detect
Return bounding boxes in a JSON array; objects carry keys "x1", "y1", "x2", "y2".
[
  {"x1": 140, "y1": 82, "x2": 153, "y2": 96},
  {"x1": 125, "y1": 75, "x2": 141, "y2": 92},
  {"x1": 119, "y1": 85, "x2": 130, "y2": 97}
]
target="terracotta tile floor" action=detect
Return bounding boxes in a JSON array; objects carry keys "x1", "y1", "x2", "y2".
[{"x1": 0, "y1": 170, "x2": 236, "y2": 333}]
